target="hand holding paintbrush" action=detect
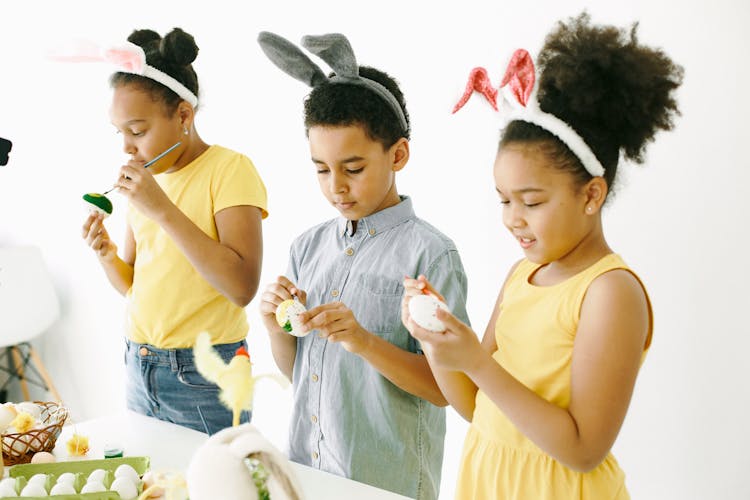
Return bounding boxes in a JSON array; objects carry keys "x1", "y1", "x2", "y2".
[{"x1": 83, "y1": 141, "x2": 181, "y2": 217}]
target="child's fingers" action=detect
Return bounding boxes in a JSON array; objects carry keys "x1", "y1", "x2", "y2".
[
  {"x1": 416, "y1": 275, "x2": 447, "y2": 302},
  {"x1": 300, "y1": 303, "x2": 343, "y2": 331},
  {"x1": 406, "y1": 317, "x2": 438, "y2": 343},
  {"x1": 435, "y1": 307, "x2": 468, "y2": 333},
  {"x1": 292, "y1": 288, "x2": 307, "y2": 305}
]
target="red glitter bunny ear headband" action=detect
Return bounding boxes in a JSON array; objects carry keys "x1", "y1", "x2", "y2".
[
  {"x1": 453, "y1": 49, "x2": 605, "y2": 178},
  {"x1": 48, "y1": 39, "x2": 199, "y2": 108}
]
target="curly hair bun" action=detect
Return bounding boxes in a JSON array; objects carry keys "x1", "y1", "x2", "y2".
[
  {"x1": 537, "y1": 12, "x2": 683, "y2": 165},
  {"x1": 127, "y1": 29, "x2": 161, "y2": 47},
  {"x1": 160, "y1": 28, "x2": 199, "y2": 67}
]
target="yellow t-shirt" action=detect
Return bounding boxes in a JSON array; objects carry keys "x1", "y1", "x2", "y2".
[
  {"x1": 456, "y1": 254, "x2": 652, "y2": 499},
  {"x1": 125, "y1": 145, "x2": 268, "y2": 348}
]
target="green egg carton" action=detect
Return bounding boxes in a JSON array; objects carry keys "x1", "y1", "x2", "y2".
[
  {"x1": 10, "y1": 455, "x2": 150, "y2": 478},
  {"x1": 7, "y1": 456, "x2": 149, "y2": 499}
]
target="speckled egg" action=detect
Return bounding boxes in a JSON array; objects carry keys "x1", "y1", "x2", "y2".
[{"x1": 408, "y1": 294, "x2": 450, "y2": 332}]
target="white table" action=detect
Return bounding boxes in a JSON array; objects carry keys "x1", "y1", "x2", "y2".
[{"x1": 52, "y1": 410, "x2": 411, "y2": 499}]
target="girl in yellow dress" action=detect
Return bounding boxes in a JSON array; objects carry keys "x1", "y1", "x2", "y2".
[{"x1": 402, "y1": 13, "x2": 682, "y2": 499}]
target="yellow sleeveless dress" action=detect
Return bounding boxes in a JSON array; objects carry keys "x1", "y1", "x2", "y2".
[{"x1": 455, "y1": 254, "x2": 652, "y2": 499}]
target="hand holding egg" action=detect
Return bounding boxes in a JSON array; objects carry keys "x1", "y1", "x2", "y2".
[
  {"x1": 275, "y1": 299, "x2": 308, "y2": 337},
  {"x1": 402, "y1": 275, "x2": 451, "y2": 333},
  {"x1": 408, "y1": 294, "x2": 450, "y2": 332}
]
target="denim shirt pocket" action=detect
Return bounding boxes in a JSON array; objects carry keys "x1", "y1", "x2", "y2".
[{"x1": 347, "y1": 273, "x2": 408, "y2": 349}]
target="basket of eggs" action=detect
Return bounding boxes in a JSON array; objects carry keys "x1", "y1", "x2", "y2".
[{"x1": 0, "y1": 401, "x2": 69, "y2": 465}]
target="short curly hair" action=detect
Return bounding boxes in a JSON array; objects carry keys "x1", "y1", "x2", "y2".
[
  {"x1": 109, "y1": 27, "x2": 200, "y2": 115},
  {"x1": 500, "y1": 12, "x2": 684, "y2": 192},
  {"x1": 304, "y1": 66, "x2": 411, "y2": 149}
]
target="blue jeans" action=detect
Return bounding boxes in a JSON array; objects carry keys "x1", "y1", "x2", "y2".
[{"x1": 124, "y1": 339, "x2": 251, "y2": 435}]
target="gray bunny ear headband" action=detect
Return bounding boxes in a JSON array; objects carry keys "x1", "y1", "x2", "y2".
[{"x1": 257, "y1": 31, "x2": 408, "y2": 132}]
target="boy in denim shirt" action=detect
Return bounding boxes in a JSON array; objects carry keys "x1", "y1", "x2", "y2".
[{"x1": 258, "y1": 32, "x2": 469, "y2": 500}]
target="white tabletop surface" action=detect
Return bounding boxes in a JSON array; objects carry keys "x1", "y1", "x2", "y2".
[{"x1": 51, "y1": 410, "x2": 411, "y2": 499}]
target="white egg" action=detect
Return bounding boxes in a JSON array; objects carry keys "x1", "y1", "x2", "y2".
[
  {"x1": 114, "y1": 463, "x2": 140, "y2": 483},
  {"x1": 0, "y1": 481, "x2": 17, "y2": 497},
  {"x1": 55, "y1": 472, "x2": 76, "y2": 485},
  {"x1": 27, "y1": 474, "x2": 48, "y2": 487},
  {"x1": 0, "y1": 478, "x2": 18, "y2": 489},
  {"x1": 49, "y1": 483, "x2": 76, "y2": 495},
  {"x1": 109, "y1": 477, "x2": 138, "y2": 500},
  {"x1": 19, "y1": 482, "x2": 47, "y2": 496},
  {"x1": 81, "y1": 480, "x2": 106, "y2": 493},
  {"x1": 31, "y1": 451, "x2": 56, "y2": 464},
  {"x1": 87, "y1": 468, "x2": 107, "y2": 484},
  {"x1": 14, "y1": 402, "x2": 41, "y2": 420},
  {"x1": 408, "y1": 294, "x2": 450, "y2": 332}
]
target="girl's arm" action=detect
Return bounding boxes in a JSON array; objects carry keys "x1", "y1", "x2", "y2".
[
  {"x1": 449, "y1": 269, "x2": 650, "y2": 472},
  {"x1": 422, "y1": 292, "x2": 500, "y2": 420},
  {"x1": 403, "y1": 262, "x2": 519, "y2": 420},
  {"x1": 116, "y1": 162, "x2": 263, "y2": 307},
  {"x1": 157, "y1": 204, "x2": 263, "y2": 307},
  {"x1": 83, "y1": 213, "x2": 135, "y2": 296}
]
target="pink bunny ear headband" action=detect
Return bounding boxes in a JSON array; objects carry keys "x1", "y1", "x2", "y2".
[
  {"x1": 453, "y1": 49, "x2": 605, "y2": 178},
  {"x1": 49, "y1": 39, "x2": 199, "y2": 107}
]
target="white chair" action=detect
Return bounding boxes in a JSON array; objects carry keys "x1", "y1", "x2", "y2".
[{"x1": 0, "y1": 246, "x2": 62, "y2": 403}]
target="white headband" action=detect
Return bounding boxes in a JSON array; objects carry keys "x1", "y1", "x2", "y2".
[
  {"x1": 50, "y1": 40, "x2": 199, "y2": 108},
  {"x1": 453, "y1": 49, "x2": 605, "y2": 178}
]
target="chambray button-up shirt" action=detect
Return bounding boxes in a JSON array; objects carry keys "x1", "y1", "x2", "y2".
[{"x1": 286, "y1": 196, "x2": 469, "y2": 500}]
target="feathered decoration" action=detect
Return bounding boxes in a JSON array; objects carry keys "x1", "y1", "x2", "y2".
[{"x1": 193, "y1": 332, "x2": 288, "y2": 427}]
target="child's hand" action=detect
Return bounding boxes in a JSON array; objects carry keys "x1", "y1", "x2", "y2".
[
  {"x1": 115, "y1": 161, "x2": 173, "y2": 221},
  {"x1": 82, "y1": 212, "x2": 117, "y2": 261},
  {"x1": 401, "y1": 275, "x2": 447, "y2": 330},
  {"x1": 406, "y1": 306, "x2": 483, "y2": 373},
  {"x1": 403, "y1": 275, "x2": 446, "y2": 301},
  {"x1": 259, "y1": 276, "x2": 307, "y2": 335},
  {"x1": 298, "y1": 303, "x2": 371, "y2": 354}
]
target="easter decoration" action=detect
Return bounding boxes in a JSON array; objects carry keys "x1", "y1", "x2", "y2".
[
  {"x1": 187, "y1": 424, "x2": 304, "y2": 500},
  {"x1": 193, "y1": 332, "x2": 289, "y2": 427},
  {"x1": 275, "y1": 298, "x2": 308, "y2": 337}
]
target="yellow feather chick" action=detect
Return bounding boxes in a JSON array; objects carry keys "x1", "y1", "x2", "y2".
[
  {"x1": 9, "y1": 411, "x2": 35, "y2": 433},
  {"x1": 193, "y1": 332, "x2": 288, "y2": 427}
]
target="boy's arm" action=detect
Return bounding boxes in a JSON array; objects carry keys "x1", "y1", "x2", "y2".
[
  {"x1": 299, "y1": 301, "x2": 447, "y2": 406},
  {"x1": 259, "y1": 275, "x2": 301, "y2": 381}
]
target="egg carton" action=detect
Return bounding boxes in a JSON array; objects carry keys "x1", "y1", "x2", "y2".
[{"x1": 5, "y1": 456, "x2": 149, "y2": 499}]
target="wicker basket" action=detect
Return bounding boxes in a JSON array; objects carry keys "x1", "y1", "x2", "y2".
[{"x1": 1, "y1": 401, "x2": 68, "y2": 465}]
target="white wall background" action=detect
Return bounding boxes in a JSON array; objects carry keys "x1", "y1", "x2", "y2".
[{"x1": 1, "y1": 1, "x2": 748, "y2": 498}]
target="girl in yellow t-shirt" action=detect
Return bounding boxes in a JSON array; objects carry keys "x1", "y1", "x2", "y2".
[
  {"x1": 402, "y1": 13, "x2": 682, "y2": 499},
  {"x1": 81, "y1": 27, "x2": 267, "y2": 434}
]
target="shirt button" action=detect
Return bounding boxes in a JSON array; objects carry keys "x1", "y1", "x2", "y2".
[
  {"x1": 331, "y1": 289, "x2": 339, "y2": 297},
  {"x1": 139, "y1": 347, "x2": 149, "y2": 356},
  {"x1": 369, "y1": 228, "x2": 376, "y2": 236},
  {"x1": 311, "y1": 415, "x2": 318, "y2": 424},
  {"x1": 311, "y1": 374, "x2": 319, "y2": 382},
  {"x1": 312, "y1": 451, "x2": 319, "y2": 460},
  {"x1": 345, "y1": 248, "x2": 354, "y2": 256}
]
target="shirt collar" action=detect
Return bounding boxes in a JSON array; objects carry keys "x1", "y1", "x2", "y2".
[{"x1": 337, "y1": 195, "x2": 414, "y2": 238}]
